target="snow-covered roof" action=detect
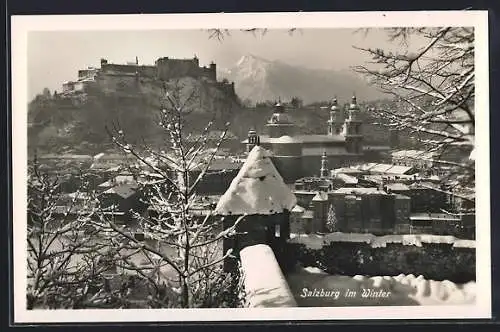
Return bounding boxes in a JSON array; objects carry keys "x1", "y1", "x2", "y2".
[
  {"x1": 270, "y1": 135, "x2": 300, "y2": 143},
  {"x1": 385, "y1": 183, "x2": 410, "y2": 191},
  {"x1": 334, "y1": 187, "x2": 385, "y2": 195},
  {"x1": 392, "y1": 149, "x2": 438, "y2": 159},
  {"x1": 98, "y1": 175, "x2": 136, "y2": 188},
  {"x1": 369, "y1": 164, "x2": 399, "y2": 173},
  {"x1": 103, "y1": 184, "x2": 137, "y2": 199},
  {"x1": 385, "y1": 165, "x2": 414, "y2": 175},
  {"x1": 335, "y1": 173, "x2": 358, "y2": 184},
  {"x1": 353, "y1": 163, "x2": 413, "y2": 175},
  {"x1": 214, "y1": 146, "x2": 297, "y2": 215},
  {"x1": 312, "y1": 191, "x2": 328, "y2": 201},
  {"x1": 332, "y1": 167, "x2": 364, "y2": 175},
  {"x1": 291, "y1": 205, "x2": 305, "y2": 213}
]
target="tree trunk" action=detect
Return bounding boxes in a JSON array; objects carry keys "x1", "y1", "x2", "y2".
[{"x1": 181, "y1": 279, "x2": 189, "y2": 308}]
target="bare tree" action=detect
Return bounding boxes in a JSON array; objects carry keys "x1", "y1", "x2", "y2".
[
  {"x1": 100, "y1": 80, "x2": 245, "y2": 308},
  {"x1": 206, "y1": 28, "x2": 300, "y2": 42},
  {"x1": 353, "y1": 28, "x2": 475, "y2": 189},
  {"x1": 27, "y1": 157, "x2": 112, "y2": 309}
]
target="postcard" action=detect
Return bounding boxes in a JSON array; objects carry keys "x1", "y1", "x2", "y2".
[{"x1": 11, "y1": 10, "x2": 490, "y2": 323}]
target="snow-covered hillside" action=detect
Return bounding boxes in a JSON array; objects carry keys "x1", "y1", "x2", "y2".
[
  {"x1": 287, "y1": 266, "x2": 476, "y2": 306},
  {"x1": 219, "y1": 54, "x2": 385, "y2": 104}
]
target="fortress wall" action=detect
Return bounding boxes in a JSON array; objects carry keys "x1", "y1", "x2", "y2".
[
  {"x1": 200, "y1": 66, "x2": 217, "y2": 81},
  {"x1": 137, "y1": 66, "x2": 156, "y2": 77},
  {"x1": 156, "y1": 58, "x2": 200, "y2": 80},
  {"x1": 95, "y1": 74, "x2": 137, "y2": 94},
  {"x1": 96, "y1": 58, "x2": 220, "y2": 84},
  {"x1": 101, "y1": 63, "x2": 138, "y2": 74}
]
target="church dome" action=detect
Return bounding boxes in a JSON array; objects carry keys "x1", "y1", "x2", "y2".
[
  {"x1": 269, "y1": 112, "x2": 292, "y2": 124},
  {"x1": 274, "y1": 101, "x2": 285, "y2": 113},
  {"x1": 330, "y1": 98, "x2": 339, "y2": 111},
  {"x1": 349, "y1": 95, "x2": 360, "y2": 110},
  {"x1": 274, "y1": 135, "x2": 298, "y2": 143}
]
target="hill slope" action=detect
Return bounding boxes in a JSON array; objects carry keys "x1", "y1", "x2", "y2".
[{"x1": 28, "y1": 76, "x2": 241, "y2": 154}]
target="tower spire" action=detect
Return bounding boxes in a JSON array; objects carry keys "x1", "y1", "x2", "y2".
[
  {"x1": 327, "y1": 96, "x2": 341, "y2": 136},
  {"x1": 343, "y1": 92, "x2": 363, "y2": 154},
  {"x1": 320, "y1": 150, "x2": 329, "y2": 178}
]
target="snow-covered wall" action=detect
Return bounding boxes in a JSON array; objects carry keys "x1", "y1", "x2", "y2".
[
  {"x1": 286, "y1": 233, "x2": 475, "y2": 283},
  {"x1": 240, "y1": 244, "x2": 297, "y2": 307},
  {"x1": 289, "y1": 233, "x2": 476, "y2": 250}
]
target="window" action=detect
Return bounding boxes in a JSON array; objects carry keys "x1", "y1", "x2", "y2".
[{"x1": 275, "y1": 224, "x2": 281, "y2": 237}]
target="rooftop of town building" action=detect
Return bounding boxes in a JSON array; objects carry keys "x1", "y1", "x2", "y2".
[{"x1": 215, "y1": 145, "x2": 297, "y2": 216}]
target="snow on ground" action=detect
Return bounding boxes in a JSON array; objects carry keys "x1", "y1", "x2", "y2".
[
  {"x1": 215, "y1": 145, "x2": 296, "y2": 215},
  {"x1": 287, "y1": 266, "x2": 476, "y2": 307},
  {"x1": 289, "y1": 232, "x2": 475, "y2": 250}
]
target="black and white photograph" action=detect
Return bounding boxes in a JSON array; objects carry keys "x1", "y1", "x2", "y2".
[{"x1": 11, "y1": 11, "x2": 491, "y2": 322}]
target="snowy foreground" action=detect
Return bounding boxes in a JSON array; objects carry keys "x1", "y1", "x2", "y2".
[{"x1": 286, "y1": 266, "x2": 476, "y2": 307}]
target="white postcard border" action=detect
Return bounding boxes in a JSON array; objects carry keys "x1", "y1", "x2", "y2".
[{"x1": 11, "y1": 11, "x2": 491, "y2": 322}]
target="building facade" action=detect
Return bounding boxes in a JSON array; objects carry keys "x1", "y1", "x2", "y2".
[{"x1": 243, "y1": 96, "x2": 388, "y2": 183}]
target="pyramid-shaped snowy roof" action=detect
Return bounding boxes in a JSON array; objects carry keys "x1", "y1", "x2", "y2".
[
  {"x1": 215, "y1": 146, "x2": 297, "y2": 216},
  {"x1": 312, "y1": 191, "x2": 328, "y2": 201}
]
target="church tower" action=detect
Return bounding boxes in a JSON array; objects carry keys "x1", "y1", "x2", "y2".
[
  {"x1": 264, "y1": 99, "x2": 302, "y2": 183},
  {"x1": 320, "y1": 151, "x2": 329, "y2": 178},
  {"x1": 327, "y1": 98, "x2": 343, "y2": 135},
  {"x1": 343, "y1": 95, "x2": 363, "y2": 154},
  {"x1": 246, "y1": 128, "x2": 260, "y2": 153},
  {"x1": 266, "y1": 100, "x2": 295, "y2": 138}
]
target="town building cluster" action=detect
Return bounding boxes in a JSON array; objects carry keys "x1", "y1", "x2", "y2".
[
  {"x1": 243, "y1": 96, "x2": 391, "y2": 182},
  {"x1": 48, "y1": 94, "x2": 474, "y2": 241}
]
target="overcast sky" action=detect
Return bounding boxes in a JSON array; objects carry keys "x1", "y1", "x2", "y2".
[{"x1": 27, "y1": 28, "x2": 415, "y2": 99}]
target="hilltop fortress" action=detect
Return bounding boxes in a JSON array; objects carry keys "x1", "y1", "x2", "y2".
[{"x1": 61, "y1": 56, "x2": 235, "y2": 97}]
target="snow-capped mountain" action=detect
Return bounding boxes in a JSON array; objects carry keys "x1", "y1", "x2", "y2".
[{"x1": 218, "y1": 54, "x2": 385, "y2": 104}]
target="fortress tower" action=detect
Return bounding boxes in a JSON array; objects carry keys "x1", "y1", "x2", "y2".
[
  {"x1": 343, "y1": 95, "x2": 364, "y2": 154},
  {"x1": 327, "y1": 98, "x2": 343, "y2": 136}
]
